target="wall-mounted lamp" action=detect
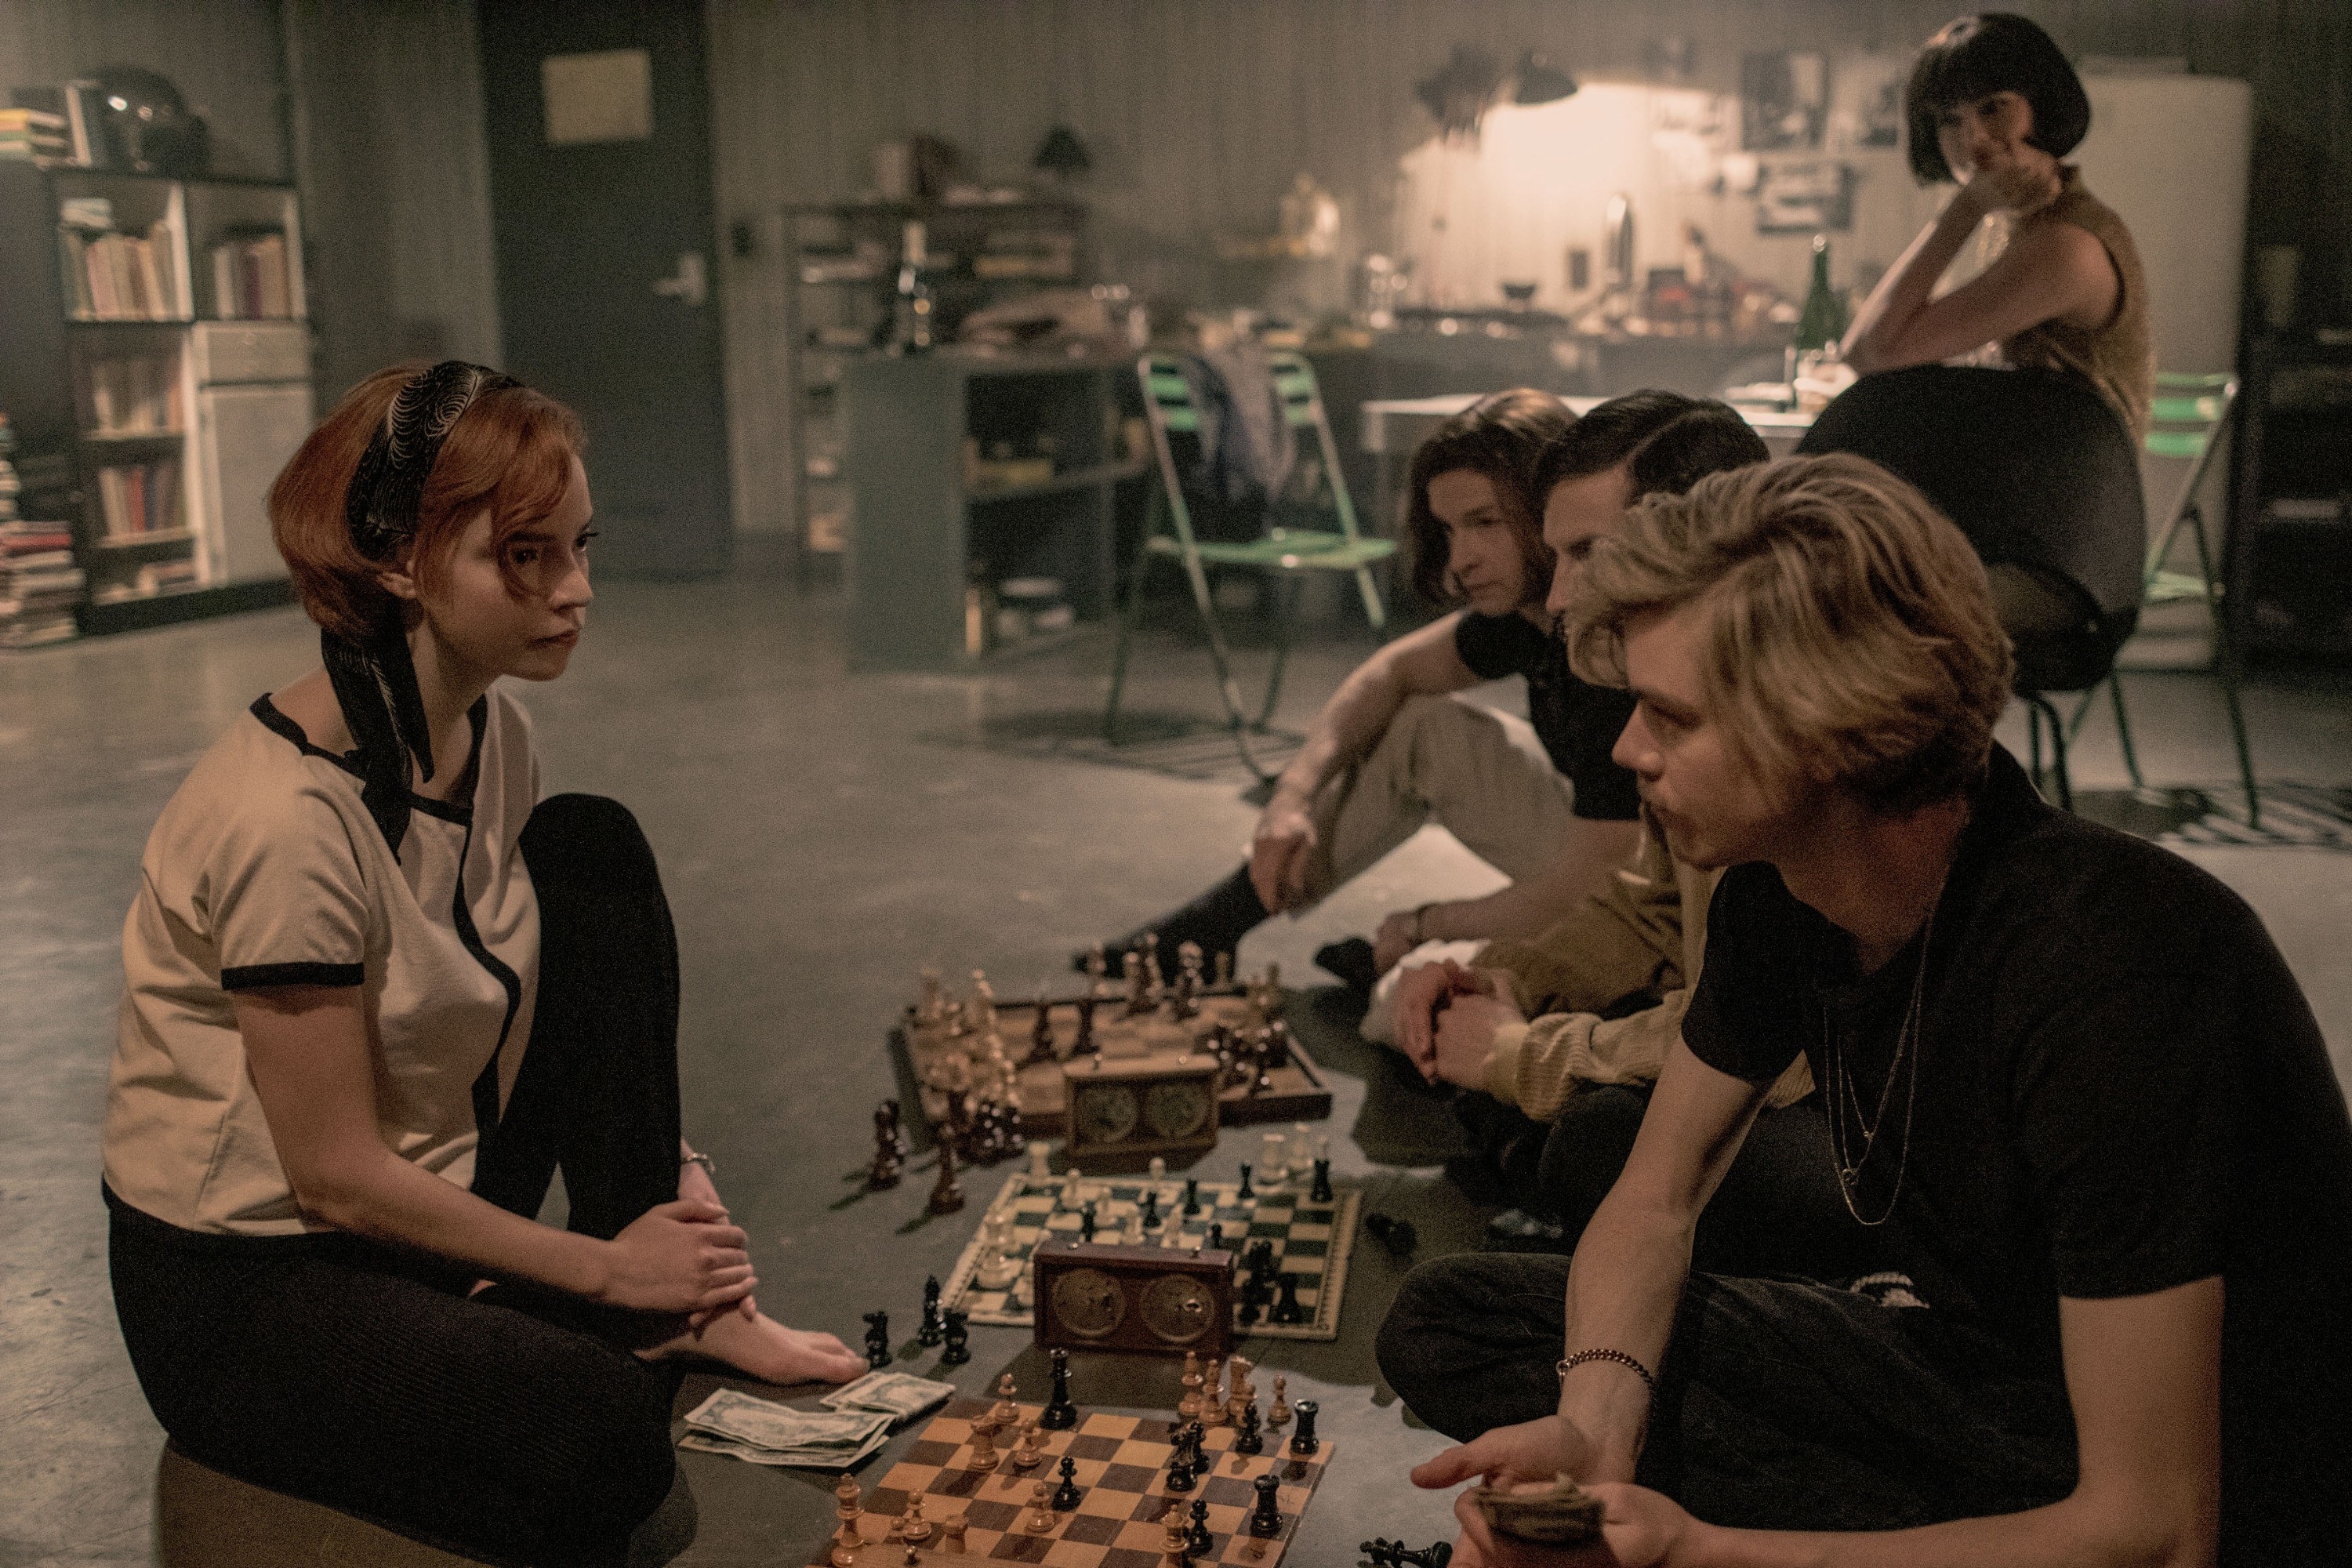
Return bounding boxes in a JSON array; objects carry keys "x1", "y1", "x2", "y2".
[{"x1": 1512, "y1": 51, "x2": 1578, "y2": 106}]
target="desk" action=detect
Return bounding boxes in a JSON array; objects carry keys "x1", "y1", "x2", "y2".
[{"x1": 1359, "y1": 394, "x2": 1815, "y2": 530}]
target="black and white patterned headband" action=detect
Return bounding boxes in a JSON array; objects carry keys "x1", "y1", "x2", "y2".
[
  {"x1": 325, "y1": 361, "x2": 521, "y2": 856},
  {"x1": 343, "y1": 360, "x2": 521, "y2": 559}
]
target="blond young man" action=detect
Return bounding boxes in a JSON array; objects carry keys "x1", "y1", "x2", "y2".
[{"x1": 1377, "y1": 455, "x2": 2351, "y2": 1566}]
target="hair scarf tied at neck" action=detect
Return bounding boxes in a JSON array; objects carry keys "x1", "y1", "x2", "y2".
[{"x1": 325, "y1": 361, "x2": 520, "y2": 856}]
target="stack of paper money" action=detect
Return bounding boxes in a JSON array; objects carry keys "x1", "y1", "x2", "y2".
[
  {"x1": 677, "y1": 1374, "x2": 960, "y2": 1471},
  {"x1": 678, "y1": 1388, "x2": 893, "y2": 1470},
  {"x1": 820, "y1": 1370, "x2": 957, "y2": 1424}
]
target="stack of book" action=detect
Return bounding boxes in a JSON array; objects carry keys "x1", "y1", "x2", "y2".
[
  {"x1": 96, "y1": 459, "x2": 183, "y2": 539},
  {"x1": 0, "y1": 419, "x2": 83, "y2": 647},
  {"x1": 211, "y1": 229, "x2": 292, "y2": 319},
  {"x1": 78, "y1": 351, "x2": 185, "y2": 436},
  {"x1": 0, "y1": 107, "x2": 69, "y2": 162},
  {"x1": 59, "y1": 198, "x2": 187, "y2": 321}
]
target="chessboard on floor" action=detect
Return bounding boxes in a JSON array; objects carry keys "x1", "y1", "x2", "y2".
[
  {"x1": 811, "y1": 1396, "x2": 1333, "y2": 1568},
  {"x1": 891, "y1": 960, "x2": 1334, "y2": 1151},
  {"x1": 945, "y1": 1171, "x2": 1361, "y2": 1342}
]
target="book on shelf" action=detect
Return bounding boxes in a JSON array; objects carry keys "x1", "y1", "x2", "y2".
[
  {"x1": 60, "y1": 222, "x2": 186, "y2": 321},
  {"x1": 210, "y1": 228, "x2": 292, "y2": 319},
  {"x1": 0, "y1": 517, "x2": 86, "y2": 644},
  {"x1": 0, "y1": 107, "x2": 70, "y2": 162},
  {"x1": 96, "y1": 458, "x2": 182, "y2": 538},
  {"x1": 76, "y1": 351, "x2": 185, "y2": 436}
]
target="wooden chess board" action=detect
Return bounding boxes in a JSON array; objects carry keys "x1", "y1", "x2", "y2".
[
  {"x1": 894, "y1": 991, "x2": 1333, "y2": 1142},
  {"x1": 944, "y1": 1171, "x2": 1360, "y2": 1342},
  {"x1": 811, "y1": 1398, "x2": 1334, "y2": 1568}
]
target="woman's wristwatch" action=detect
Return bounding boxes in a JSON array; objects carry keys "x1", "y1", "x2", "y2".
[{"x1": 680, "y1": 1148, "x2": 717, "y2": 1177}]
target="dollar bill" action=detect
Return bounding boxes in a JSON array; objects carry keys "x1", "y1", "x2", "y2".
[
  {"x1": 683, "y1": 1389, "x2": 891, "y2": 1457},
  {"x1": 819, "y1": 1370, "x2": 956, "y2": 1422}
]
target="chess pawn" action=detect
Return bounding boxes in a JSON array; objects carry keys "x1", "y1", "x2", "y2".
[
  {"x1": 1162, "y1": 1504, "x2": 1192, "y2": 1559},
  {"x1": 967, "y1": 1416, "x2": 1001, "y2": 1472},
  {"x1": 992, "y1": 1371, "x2": 1021, "y2": 1427},
  {"x1": 1232, "y1": 1399, "x2": 1264, "y2": 1457},
  {"x1": 1025, "y1": 1480, "x2": 1056, "y2": 1533},
  {"x1": 1029, "y1": 993, "x2": 1055, "y2": 1059},
  {"x1": 1226, "y1": 1354, "x2": 1256, "y2": 1420},
  {"x1": 1269, "y1": 1375, "x2": 1291, "y2": 1428},
  {"x1": 1259, "y1": 1130, "x2": 1289, "y2": 1185},
  {"x1": 1073, "y1": 995, "x2": 1098, "y2": 1055},
  {"x1": 1009, "y1": 1419, "x2": 1045, "y2": 1469},
  {"x1": 898, "y1": 1494, "x2": 934, "y2": 1544},
  {"x1": 1123, "y1": 950, "x2": 1149, "y2": 1016}
]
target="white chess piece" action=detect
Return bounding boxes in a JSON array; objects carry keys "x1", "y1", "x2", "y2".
[
  {"x1": 1027, "y1": 1141, "x2": 1053, "y2": 1181},
  {"x1": 1148, "y1": 1155, "x2": 1167, "y2": 1186},
  {"x1": 1260, "y1": 1130, "x2": 1289, "y2": 1185}
]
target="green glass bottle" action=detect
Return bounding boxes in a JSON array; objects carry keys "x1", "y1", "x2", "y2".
[{"x1": 1794, "y1": 234, "x2": 1846, "y2": 354}]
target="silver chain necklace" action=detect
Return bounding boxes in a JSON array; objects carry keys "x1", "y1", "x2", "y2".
[{"x1": 1823, "y1": 905, "x2": 1936, "y2": 1228}]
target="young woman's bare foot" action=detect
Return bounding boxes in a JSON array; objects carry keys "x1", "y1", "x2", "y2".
[{"x1": 645, "y1": 1307, "x2": 866, "y2": 1385}]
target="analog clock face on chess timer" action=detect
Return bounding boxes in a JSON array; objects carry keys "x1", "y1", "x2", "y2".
[
  {"x1": 1143, "y1": 1080, "x2": 1212, "y2": 1139},
  {"x1": 1141, "y1": 1272, "x2": 1215, "y2": 1345},
  {"x1": 1073, "y1": 1084, "x2": 1141, "y2": 1145},
  {"x1": 1052, "y1": 1268, "x2": 1127, "y2": 1338}
]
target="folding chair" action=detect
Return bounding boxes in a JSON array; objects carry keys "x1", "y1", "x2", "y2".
[
  {"x1": 2069, "y1": 373, "x2": 2259, "y2": 825},
  {"x1": 1105, "y1": 350, "x2": 1399, "y2": 781}
]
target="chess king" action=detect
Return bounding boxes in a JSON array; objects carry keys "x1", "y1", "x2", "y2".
[{"x1": 1378, "y1": 455, "x2": 2352, "y2": 1564}]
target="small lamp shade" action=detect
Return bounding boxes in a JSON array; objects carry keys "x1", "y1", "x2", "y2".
[
  {"x1": 1513, "y1": 51, "x2": 1577, "y2": 106},
  {"x1": 1034, "y1": 125, "x2": 1091, "y2": 176}
]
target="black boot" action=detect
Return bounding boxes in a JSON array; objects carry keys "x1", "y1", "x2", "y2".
[{"x1": 1080, "y1": 863, "x2": 1268, "y2": 973}]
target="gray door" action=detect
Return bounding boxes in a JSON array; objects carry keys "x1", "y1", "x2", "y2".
[{"x1": 477, "y1": 0, "x2": 731, "y2": 576}]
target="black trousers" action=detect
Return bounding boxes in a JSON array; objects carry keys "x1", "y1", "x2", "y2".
[
  {"x1": 110, "y1": 795, "x2": 687, "y2": 1568},
  {"x1": 1457, "y1": 1084, "x2": 1899, "y2": 1283},
  {"x1": 1375, "y1": 1252, "x2": 2080, "y2": 1533}
]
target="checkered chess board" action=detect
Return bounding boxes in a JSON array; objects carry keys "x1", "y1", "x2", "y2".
[
  {"x1": 942, "y1": 1172, "x2": 1361, "y2": 1342},
  {"x1": 813, "y1": 1399, "x2": 1334, "y2": 1568}
]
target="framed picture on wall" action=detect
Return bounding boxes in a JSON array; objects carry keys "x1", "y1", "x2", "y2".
[
  {"x1": 1756, "y1": 161, "x2": 1856, "y2": 232},
  {"x1": 1742, "y1": 52, "x2": 1828, "y2": 151}
]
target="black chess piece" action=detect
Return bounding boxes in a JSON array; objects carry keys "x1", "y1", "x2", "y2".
[
  {"x1": 1364, "y1": 1212, "x2": 1419, "y2": 1259},
  {"x1": 1182, "y1": 1177, "x2": 1200, "y2": 1217},
  {"x1": 1186, "y1": 1498, "x2": 1214, "y2": 1557},
  {"x1": 1270, "y1": 1273, "x2": 1307, "y2": 1326},
  {"x1": 1030, "y1": 995, "x2": 1055, "y2": 1059},
  {"x1": 1073, "y1": 996, "x2": 1097, "y2": 1056},
  {"x1": 1039, "y1": 1346, "x2": 1078, "y2": 1429},
  {"x1": 938, "y1": 1307, "x2": 971, "y2": 1365},
  {"x1": 929, "y1": 1139, "x2": 965, "y2": 1214},
  {"x1": 1080, "y1": 1202, "x2": 1098, "y2": 1243},
  {"x1": 1164, "y1": 1447, "x2": 1196, "y2": 1492},
  {"x1": 1249, "y1": 1471, "x2": 1284, "y2": 1537},
  {"x1": 1236, "y1": 1290, "x2": 1262, "y2": 1328},
  {"x1": 1247, "y1": 1239, "x2": 1279, "y2": 1281},
  {"x1": 1236, "y1": 1163, "x2": 1254, "y2": 1201},
  {"x1": 1140, "y1": 1188, "x2": 1162, "y2": 1231},
  {"x1": 1233, "y1": 1400, "x2": 1263, "y2": 1455},
  {"x1": 917, "y1": 1275, "x2": 945, "y2": 1345},
  {"x1": 1361, "y1": 1542, "x2": 1451, "y2": 1568},
  {"x1": 1309, "y1": 1156, "x2": 1334, "y2": 1204},
  {"x1": 1287, "y1": 1399, "x2": 1320, "y2": 1456},
  {"x1": 1052, "y1": 1455, "x2": 1083, "y2": 1510},
  {"x1": 867, "y1": 1102, "x2": 904, "y2": 1190},
  {"x1": 1180, "y1": 1420, "x2": 1207, "y2": 1469},
  {"x1": 1203, "y1": 1223, "x2": 1225, "y2": 1254},
  {"x1": 862, "y1": 1309, "x2": 891, "y2": 1370}
]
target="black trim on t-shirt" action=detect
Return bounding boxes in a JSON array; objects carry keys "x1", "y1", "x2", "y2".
[
  {"x1": 220, "y1": 960, "x2": 367, "y2": 992},
  {"x1": 249, "y1": 693, "x2": 482, "y2": 826}
]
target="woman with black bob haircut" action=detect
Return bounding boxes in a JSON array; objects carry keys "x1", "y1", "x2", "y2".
[{"x1": 1842, "y1": 13, "x2": 2153, "y2": 442}]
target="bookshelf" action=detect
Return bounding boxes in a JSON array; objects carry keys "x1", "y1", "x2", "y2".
[
  {"x1": 0, "y1": 162, "x2": 311, "y2": 640},
  {"x1": 782, "y1": 200, "x2": 1088, "y2": 572}
]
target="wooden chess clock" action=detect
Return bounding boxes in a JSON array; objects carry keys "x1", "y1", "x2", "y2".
[
  {"x1": 1032, "y1": 1238, "x2": 1236, "y2": 1358},
  {"x1": 1060, "y1": 1054, "x2": 1219, "y2": 1167}
]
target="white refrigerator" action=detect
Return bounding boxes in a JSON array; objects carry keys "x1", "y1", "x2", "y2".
[{"x1": 189, "y1": 321, "x2": 314, "y2": 586}]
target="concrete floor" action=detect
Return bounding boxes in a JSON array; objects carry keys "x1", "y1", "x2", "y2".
[{"x1": 5, "y1": 556, "x2": 2349, "y2": 1568}]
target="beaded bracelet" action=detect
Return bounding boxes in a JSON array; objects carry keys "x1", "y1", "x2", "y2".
[
  {"x1": 1555, "y1": 1348, "x2": 1655, "y2": 1396},
  {"x1": 681, "y1": 1149, "x2": 717, "y2": 1177}
]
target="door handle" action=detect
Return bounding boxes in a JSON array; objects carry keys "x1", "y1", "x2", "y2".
[{"x1": 652, "y1": 252, "x2": 707, "y2": 308}]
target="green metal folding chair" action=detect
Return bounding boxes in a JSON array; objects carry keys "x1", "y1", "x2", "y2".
[
  {"x1": 1105, "y1": 350, "x2": 1399, "y2": 781},
  {"x1": 2071, "y1": 372, "x2": 2258, "y2": 825}
]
